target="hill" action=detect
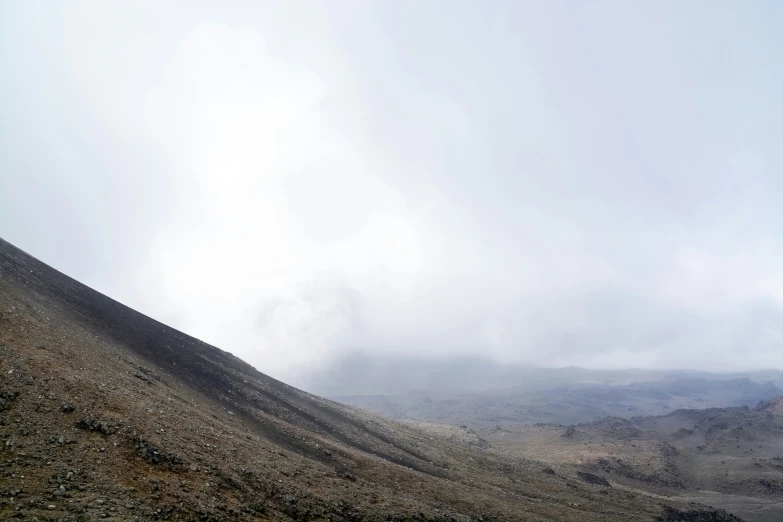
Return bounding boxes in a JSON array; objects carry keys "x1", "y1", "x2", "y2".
[
  {"x1": 478, "y1": 403, "x2": 783, "y2": 521},
  {"x1": 0, "y1": 238, "x2": 743, "y2": 521},
  {"x1": 755, "y1": 396, "x2": 783, "y2": 416}
]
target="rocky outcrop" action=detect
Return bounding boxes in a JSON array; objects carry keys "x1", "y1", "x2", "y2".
[
  {"x1": 655, "y1": 506, "x2": 744, "y2": 522},
  {"x1": 755, "y1": 395, "x2": 783, "y2": 415}
]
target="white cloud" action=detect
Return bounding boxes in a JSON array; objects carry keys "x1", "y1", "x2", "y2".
[{"x1": 2, "y1": 1, "x2": 782, "y2": 381}]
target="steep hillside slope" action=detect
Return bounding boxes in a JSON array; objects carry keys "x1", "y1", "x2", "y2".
[{"x1": 0, "y1": 238, "x2": 740, "y2": 521}]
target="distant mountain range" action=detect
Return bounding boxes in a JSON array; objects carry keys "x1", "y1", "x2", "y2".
[{"x1": 311, "y1": 354, "x2": 781, "y2": 427}]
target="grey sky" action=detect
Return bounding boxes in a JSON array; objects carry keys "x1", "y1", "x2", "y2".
[{"x1": 2, "y1": 1, "x2": 782, "y2": 382}]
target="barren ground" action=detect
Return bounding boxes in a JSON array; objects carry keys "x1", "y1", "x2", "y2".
[{"x1": 0, "y1": 238, "x2": 745, "y2": 521}]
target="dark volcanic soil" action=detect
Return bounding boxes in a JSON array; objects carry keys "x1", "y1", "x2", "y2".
[{"x1": 0, "y1": 238, "x2": 742, "y2": 521}]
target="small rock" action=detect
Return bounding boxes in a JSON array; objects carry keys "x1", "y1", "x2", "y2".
[
  {"x1": 58, "y1": 436, "x2": 65, "y2": 444},
  {"x1": 66, "y1": 471, "x2": 74, "y2": 480},
  {"x1": 47, "y1": 504, "x2": 56, "y2": 510},
  {"x1": 60, "y1": 402, "x2": 75, "y2": 414},
  {"x1": 75, "y1": 418, "x2": 94, "y2": 430}
]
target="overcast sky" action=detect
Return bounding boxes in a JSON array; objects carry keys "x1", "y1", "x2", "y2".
[{"x1": 2, "y1": 1, "x2": 782, "y2": 383}]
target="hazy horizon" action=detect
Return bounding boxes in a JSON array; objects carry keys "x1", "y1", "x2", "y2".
[{"x1": 3, "y1": 1, "x2": 783, "y2": 382}]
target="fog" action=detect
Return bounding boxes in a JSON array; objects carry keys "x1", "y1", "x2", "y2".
[{"x1": 2, "y1": 1, "x2": 782, "y2": 383}]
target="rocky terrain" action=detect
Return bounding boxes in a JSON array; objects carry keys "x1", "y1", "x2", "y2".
[
  {"x1": 478, "y1": 402, "x2": 783, "y2": 522},
  {"x1": 305, "y1": 315, "x2": 783, "y2": 522},
  {"x1": 0, "y1": 237, "x2": 747, "y2": 520},
  {"x1": 755, "y1": 396, "x2": 783, "y2": 416}
]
